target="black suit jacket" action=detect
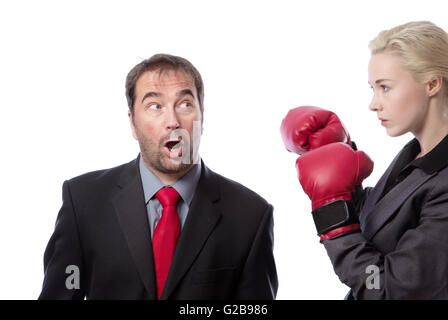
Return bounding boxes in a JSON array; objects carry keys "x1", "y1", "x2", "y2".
[
  {"x1": 39, "y1": 157, "x2": 278, "y2": 299},
  {"x1": 323, "y1": 139, "x2": 448, "y2": 299}
]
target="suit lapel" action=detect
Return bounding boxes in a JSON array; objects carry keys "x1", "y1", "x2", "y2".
[
  {"x1": 160, "y1": 164, "x2": 222, "y2": 300},
  {"x1": 112, "y1": 157, "x2": 157, "y2": 299},
  {"x1": 362, "y1": 168, "x2": 436, "y2": 240},
  {"x1": 359, "y1": 153, "x2": 398, "y2": 229}
]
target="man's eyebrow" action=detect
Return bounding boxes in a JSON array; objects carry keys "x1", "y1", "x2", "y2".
[
  {"x1": 141, "y1": 89, "x2": 194, "y2": 103},
  {"x1": 177, "y1": 88, "x2": 195, "y2": 98},
  {"x1": 141, "y1": 91, "x2": 161, "y2": 103}
]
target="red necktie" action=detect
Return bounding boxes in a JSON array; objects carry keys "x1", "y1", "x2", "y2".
[{"x1": 153, "y1": 187, "x2": 181, "y2": 300}]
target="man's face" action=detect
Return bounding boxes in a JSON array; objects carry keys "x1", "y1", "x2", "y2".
[{"x1": 129, "y1": 69, "x2": 203, "y2": 175}]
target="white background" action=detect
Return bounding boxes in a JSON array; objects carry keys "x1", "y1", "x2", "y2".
[{"x1": 1, "y1": 0, "x2": 447, "y2": 299}]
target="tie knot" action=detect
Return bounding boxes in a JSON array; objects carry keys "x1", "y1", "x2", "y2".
[{"x1": 155, "y1": 187, "x2": 180, "y2": 208}]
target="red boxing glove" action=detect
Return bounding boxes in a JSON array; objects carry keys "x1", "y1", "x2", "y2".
[
  {"x1": 296, "y1": 143, "x2": 374, "y2": 239},
  {"x1": 280, "y1": 106, "x2": 351, "y2": 155}
]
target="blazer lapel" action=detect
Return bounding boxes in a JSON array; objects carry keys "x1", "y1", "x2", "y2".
[
  {"x1": 160, "y1": 164, "x2": 222, "y2": 299},
  {"x1": 112, "y1": 157, "x2": 157, "y2": 299},
  {"x1": 362, "y1": 168, "x2": 437, "y2": 240},
  {"x1": 359, "y1": 150, "x2": 402, "y2": 229},
  {"x1": 359, "y1": 139, "x2": 422, "y2": 231}
]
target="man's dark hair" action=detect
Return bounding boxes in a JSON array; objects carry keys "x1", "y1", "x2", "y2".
[{"x1": 125, "y1": 54, "x2": 204, "y2": 115}]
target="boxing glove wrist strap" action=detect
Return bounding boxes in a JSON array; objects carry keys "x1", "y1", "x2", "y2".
[
  {"x1": 319, "y1": 223, "x2": 360, "y2": 240},
  {"x1": 311, "y1": 199, "x2": 359, "y2": 237}
]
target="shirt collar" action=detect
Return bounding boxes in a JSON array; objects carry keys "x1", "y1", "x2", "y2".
[
  {"x1": 139, "y1": 156, "x2": 202, "y2": 205},
  {"x1": 401, "y1": 134, "x2": 448, "y2": 175}
]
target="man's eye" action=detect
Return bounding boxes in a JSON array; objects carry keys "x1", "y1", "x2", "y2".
[
  {"x1": 179, "y1": 101, "x2": 193, "y2": 108},
  {"x1": 148, "y1": 103, "x2": 161, "y2": 110},
  {"x1": 381, "y1": 85, "x2": 389, "y2": 92}
]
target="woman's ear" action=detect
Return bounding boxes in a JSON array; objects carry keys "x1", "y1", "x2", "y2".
[{"x1": 427, "y1": 76, "x2": 443, "y2": 97}]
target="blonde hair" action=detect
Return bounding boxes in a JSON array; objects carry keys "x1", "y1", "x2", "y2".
[{"x1": 369, "y1": 21, "x2": 448, "y2": 96}]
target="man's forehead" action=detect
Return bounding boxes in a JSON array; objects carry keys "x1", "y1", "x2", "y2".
[{"x1": 137, "y1": 69, "x2": 195, "y2": 90}]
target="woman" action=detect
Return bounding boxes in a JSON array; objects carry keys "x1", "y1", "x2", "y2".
[{"x1": 281, "y1": 21, "x2": 448, "y2": 299}]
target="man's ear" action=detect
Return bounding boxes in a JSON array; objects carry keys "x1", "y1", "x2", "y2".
[
  {"x1": 128, "y1": 110, "x2": 138, "y2": 140},
  {"x1": 201, "y1": 107, "x2": 204, "y2": 134},
  {"x1": 427, "y1": 76, "x2": 443, "y2": 97}
]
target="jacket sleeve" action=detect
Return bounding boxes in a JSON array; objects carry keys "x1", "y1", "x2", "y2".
[
  {"x1": 39, "y1": 180, "x2": 86, "y2": 300},
  {"x1": 351, "y1": 185, "x2": 373, "y2": 216},
  {"x1": 323, "y1": 179, "x2": 448, "y2": 299},
  {"x1": 234, "y1": 204, "x2": 278, "y2": 299}
]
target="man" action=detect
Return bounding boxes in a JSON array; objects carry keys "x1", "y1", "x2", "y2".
[{"x1": 39, "y1": 54, "x2": 277, "y2": 300}]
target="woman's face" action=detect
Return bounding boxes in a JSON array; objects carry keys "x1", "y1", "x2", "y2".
[{"x1": 368, "y1": 51, "x2": 430, "y2": 137}]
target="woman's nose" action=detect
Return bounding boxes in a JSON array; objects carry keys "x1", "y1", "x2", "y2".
[{"x1": 369, "y1": 95, "x2": 381, "y2": 112}]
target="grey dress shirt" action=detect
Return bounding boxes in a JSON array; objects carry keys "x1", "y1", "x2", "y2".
[{"x1": 139, "y1": 156, "x2": 202, "y2": 239}]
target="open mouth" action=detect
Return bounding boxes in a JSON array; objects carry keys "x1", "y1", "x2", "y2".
[
  {"x1": 164, "y1": 137, "x2": 183, "y2": 158},
  {"x1": 165, "y1": 140, "x2": 181, "y2": 151}
]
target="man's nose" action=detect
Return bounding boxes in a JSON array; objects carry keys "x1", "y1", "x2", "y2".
[{"x1": 164, "y1": 106, "x2": 180, "y2": 130}]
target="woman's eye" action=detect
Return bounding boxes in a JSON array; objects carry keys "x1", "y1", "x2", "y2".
[{"x1": 381, "y1": 85, "x2": 389, "y2": 92}]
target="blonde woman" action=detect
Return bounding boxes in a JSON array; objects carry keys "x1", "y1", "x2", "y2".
[{"x1": 281, "y1": 21, "x2": 448, "y2": 299}]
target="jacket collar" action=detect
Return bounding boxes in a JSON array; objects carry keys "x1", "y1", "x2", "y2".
[
  {"x1": 112, "y1": 156, "x2": 222, "y2": 299},
  {"x1": 160, "y1": 162, "x2": 221, "y2": 299},
  {"x1": 112, "y1": 155, "x2": 157, "y2": 298},
  {"x1": 361, "y1": 168, "x2": 436, "y2": 240},
  {"x1": 358, "y1": 135, "x2": 448, "y2": 240},
  {"x1": 404, "y1": 134, "x2": 448, "y2": 175}
]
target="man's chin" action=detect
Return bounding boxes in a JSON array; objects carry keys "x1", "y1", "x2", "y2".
[{"x1": 158, "y1": 158, "x2": 192, "y2": 174}]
